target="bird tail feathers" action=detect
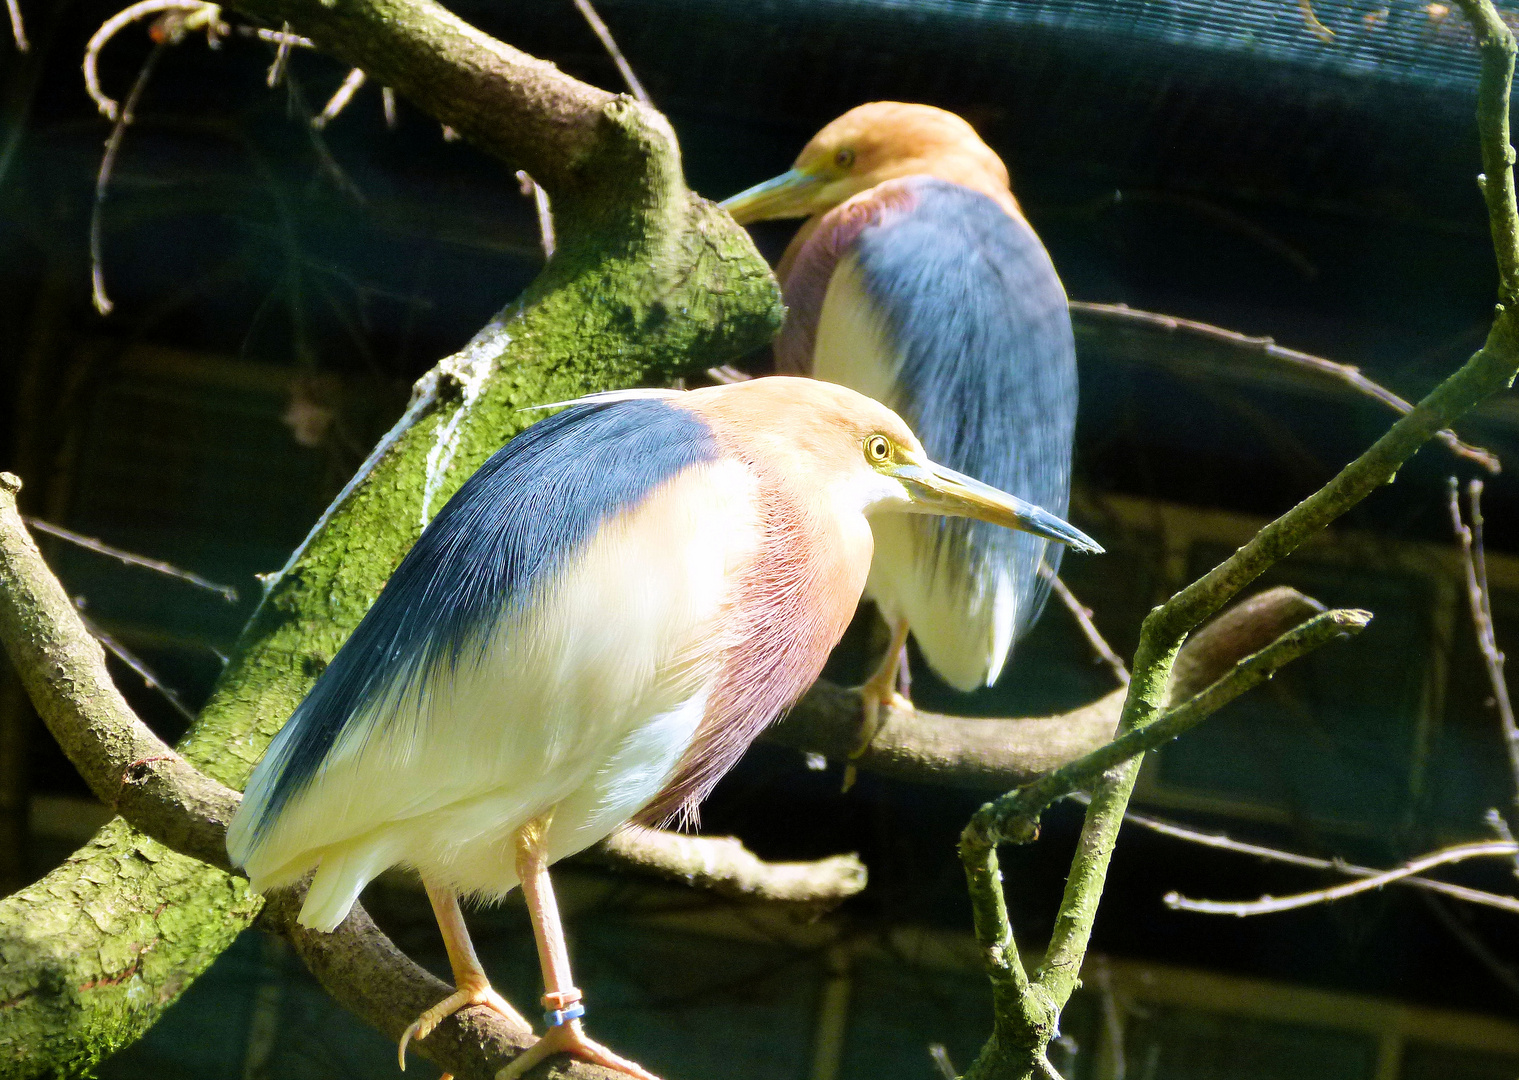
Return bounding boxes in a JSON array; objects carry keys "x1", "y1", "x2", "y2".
[{"x1": 297, "y1": 842, "x2": 390, "y2": 932}]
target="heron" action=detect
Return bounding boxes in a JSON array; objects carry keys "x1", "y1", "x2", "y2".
[
  {"x1": 722, "y1": 102, "x2": 1078, "y2": 786},
  {"x1": 226, "y1": 376, "x2": 1099, "y2": 1080}
]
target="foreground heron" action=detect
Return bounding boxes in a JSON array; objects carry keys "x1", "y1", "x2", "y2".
[
  {"x1": 227, "y1": 376, "x2": 1098, "y2": 1080},
  {"x1": 723, "y1": 103, "x2": 1078, "y2": 781}
]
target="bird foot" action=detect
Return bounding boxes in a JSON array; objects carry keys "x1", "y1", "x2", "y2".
[
  {"x1": 399, "y1": 979, "x2": 532, "y2": 1070},
  {"x1": 496, "y1": 1019, "x2": 662, "y2": 1080},
  {"x1": 842, "y1": 679, "x2": 912, "y2": 793}
]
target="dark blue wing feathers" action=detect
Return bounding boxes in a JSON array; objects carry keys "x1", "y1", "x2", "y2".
[
  {"x1": 852, "y1": 178, "x2": 1078, "y2": 639},
  {"x1": 232, "y1": 399, "x2": 719, "y2": 857}
]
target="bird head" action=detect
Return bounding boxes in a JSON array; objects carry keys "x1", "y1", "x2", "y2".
[
  {"x1": 688, "y1": 378, "x2": 1100, "y2": 554},
  {"x1": 721, "y1": 102, "x2": 1015, "y2": 224}
]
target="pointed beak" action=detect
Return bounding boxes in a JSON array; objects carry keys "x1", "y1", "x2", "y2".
[
  {"x1": 886, "y1": 460, "x2": 1103, "y2": 554},
  {"x1": 720, "y1": 169, "x2": 825, "y2": 224}
]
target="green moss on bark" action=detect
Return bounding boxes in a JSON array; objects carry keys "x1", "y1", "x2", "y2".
[{"x1": 0, "y1": 94, "x2": 781, "y2": 1078}]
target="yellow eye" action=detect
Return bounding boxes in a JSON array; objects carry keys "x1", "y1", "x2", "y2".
[
  {"x1": 835, "y1": 148, "x2": 855, "y2": 169},
  {"x1": 865, "y1": 434, "x2": 892, "y2": 463}
]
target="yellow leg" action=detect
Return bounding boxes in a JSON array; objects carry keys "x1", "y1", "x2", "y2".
[
  {"x1": 842, "y1": 617, "x2": 912, "y2": 792},
  {"x1": 398, "y1": 881, "x2": 532, "y2": 1070},
  {"x1": 497, "y1": 813, "x2": 661, "y2": 1080}
]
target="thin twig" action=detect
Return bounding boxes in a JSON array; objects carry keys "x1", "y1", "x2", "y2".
[
  {"x1": 78, "y1": 609, "x2": 197, "y2": 723},
  {"x1": 1485, "y1": 808, "x2": 1519, "y2": 878},
  {"x1": 1447, "y1": 478, "x2": 1519, "y2": 825},
  {"x1": 516, "y1": 170, "x2": 554, "y2": 258},
  {"x1": 83, "y1": 0, "x2": 219, "y2": 120},
  {"x1": 25, "y1": 516, "x2": 238, "y2": 601},
  {"x1": 381, "y1": 86, "x2": 396, "y2": 128},
  {"x1": 1164, "y1": 841, "x2": 1519, "y2": 916},
  {"x1": 7, "y1": 0, "x2": 26, "y2": 52},
  {"x1": 965, "y1": 608, "x2": 1369, "y2": 849},
  {"x1": 1070, "y1": 302, "x2": 1501, "y2": 474},
  {"x1": 1101, "y1": 799, "x2": 1519, "y2": 915},
  {"x1": 1040, "y1": 562, "x2": 1129, "y2": 686},
  {"x1": 91, "y1": 39, "x2": 166, "y2": 316},
  {"x1": 263, "y1": 21, "x2": 293, "y2": 86},
  {"x1": 571, "y1": 0, "x2": 649, "y2": 104},
  {"x1": 928, "y1": 1044, "x2": 958, "y2": 1080},
  {"x1": 311, "y1": 66, "x2": 365, "y2": 129}
]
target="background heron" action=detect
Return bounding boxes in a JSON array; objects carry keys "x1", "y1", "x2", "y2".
[
  {"x1": 226, "y1": 376, "x2": 1098, "y2": 1080},
  {"x1": 722, "y1": 102, "x2": 1080, "y2": 785}
]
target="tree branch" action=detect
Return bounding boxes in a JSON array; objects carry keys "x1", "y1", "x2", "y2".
[
  {"x1": 0, "y1": 473, "x2": 239, "y2": 871},
  {"x1": 963, "y1": 607, "x2": 1370, "y2": 851},
  {"x1": 1069, "y1": 301, "x2": 1501, "y2": 474},
  {"x1": 585, "y1": 825, "x2": 865, "y2": 906},
  {"x1": 1165, "y1": 840, "x2": 1519, "y2": 917},
  {"x1": 961, "y1": 3, "x2": 1519, "y2": 1074},
  {"x1": 0, "y1": 471, "x2": 866, "y2": 1076},
  {"x1": 217, "y1": 0, "x2": 618, "y2": 195},
  {"x1": 1112, "y1": 803, "x2": 1519, "y2": 915},
  {"x1": 768, "y1": 585, "x2": 1324, "y2": 792}
]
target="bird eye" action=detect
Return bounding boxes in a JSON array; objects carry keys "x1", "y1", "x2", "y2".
[
  {"x1": 835, "y1": 148, "x2": 855, "y2": 169},
  {"x1": 865, "y1": 435, "x2": 892, "y2": 463}
]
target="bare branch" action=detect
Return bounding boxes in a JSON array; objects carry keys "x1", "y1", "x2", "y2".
[
  {"x1": 91, "y1": 39, "x2": 168, "y2": 315},
  {"x1": 571, "y1": 0, "x2": 650, "y2": 105},
  {"x1": 7, "y1": 0, "x2": 26, "y2": 52},
  {"x1": 84, "y1": 0, "x2": 220, "y2": 120},
  {"x1": 769, "y1": 586, "x2": 1324, "y2": 792},
  {"x1": 1448, "y1": 478, "x2": 1519, "y2": 825},
  {"x1": 1070, "y1": 301, "x2": 1501, "y2": 474},
  {"x1": 584, "y1": 824, "x2": 865, "y2": 906},
  {"x1": 1040, "y1": 563, "x2": 1129, "y2": 687},
  {"x1": 959, "y1": 8, "x2": 1519, "y2": 1073},
  {"x1": 705, "y1": 364, "x2": 751, "y2": 385},
  {"x1": 1109, "y1": 802, "x2": 1519, "y2": 915},
  {"x1": 79, "y1": 610, "x2": 198, "y2": 723},
  {"x1": 0, "y1": 474, "x2": 240, "y2": 869},
  {"x1": 311, "y1": 66, "x2": 366, "y2": 129},
  {"x1": 964, "y1": 608, "x2": 1369, "y2": 851},
  {"x1": 516, "y1": 170, "x2": 554, "y2": 258},
  {"x1": 1165, "y1": 841, "x2": 1519, "y2": 916},
  {"x1": 25, "y1": 516, "x2": 238, "y2": 601}
]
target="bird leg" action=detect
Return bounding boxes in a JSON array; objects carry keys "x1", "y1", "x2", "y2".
[
  {"x1": 398, "y1": 881, "x2": 533, "y2": 1070},
  {"x1": 497, "y1": 812, "x2": 662, "y2": 1080},
  {"x1": 843, "y1": 616, "x2": 913, "y2": 792}
]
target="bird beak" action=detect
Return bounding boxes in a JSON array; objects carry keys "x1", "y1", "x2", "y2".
[
  {"x1": 720, "y1": 169, "x2": 826, "y2": 223},
  {"x1": 887, "y1": 460, "x2": 1104, "y2": 554}
]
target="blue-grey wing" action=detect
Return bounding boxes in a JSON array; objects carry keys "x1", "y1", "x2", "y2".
[
  {"x1": 227, "y1": 398, "x2": 719, "y2": 864},
  {"x1": 851, "y1": 177, "x2": 1077, "y2": 642}
]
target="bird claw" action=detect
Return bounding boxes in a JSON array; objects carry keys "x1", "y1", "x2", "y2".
[
  {"x1": 399, "y1": 982, "x2": 532, "y2": 1070},
  {"x1": 496, "y1": 1019, "x2": 662, "y2": 1080},
  {"x1": 842, "y1": 681, "x2": 911, "y2": 793}
]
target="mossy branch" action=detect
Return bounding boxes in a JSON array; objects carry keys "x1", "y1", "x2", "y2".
[{"x1": 957, "y1": 2, "x2": 1519, "y2": 1076}]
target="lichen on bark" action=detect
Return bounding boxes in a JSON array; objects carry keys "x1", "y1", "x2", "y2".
[{"x1": 0, "y1": 32, "x2": 783, "y2": 1073}]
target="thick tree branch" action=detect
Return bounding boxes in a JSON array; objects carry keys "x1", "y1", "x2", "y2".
[
  {"x1": 586, "y1": 825, "x2": 865, "y2": 905},
  {"x1": 0, "y1": 474, "x2": 239, "y2": 871},
  {"x1": 963, "y1": 607, "x2": 1370, "y2": 852},
  {"x1": 0, "y1": 470, "x2": 866, "y2": 1076},
  {"x1": 219, "y1": 0, "x2": 617, "y2": 194},
  {"x1": 10, "y1": 0, "x2": 785, "y2": 1068},
  {"x1": 769, "y1": 585, "x2": 1324, "y2": 791}
]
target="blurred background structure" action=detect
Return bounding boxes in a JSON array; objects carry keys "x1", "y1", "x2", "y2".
[{"x1": 7, "y1": 1, "x2": 1519, "y2": 1077}]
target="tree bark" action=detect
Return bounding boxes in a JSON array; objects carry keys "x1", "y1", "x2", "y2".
[{"x1": 0, "y1": 0, "x2": 781, "y2": 1072}]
